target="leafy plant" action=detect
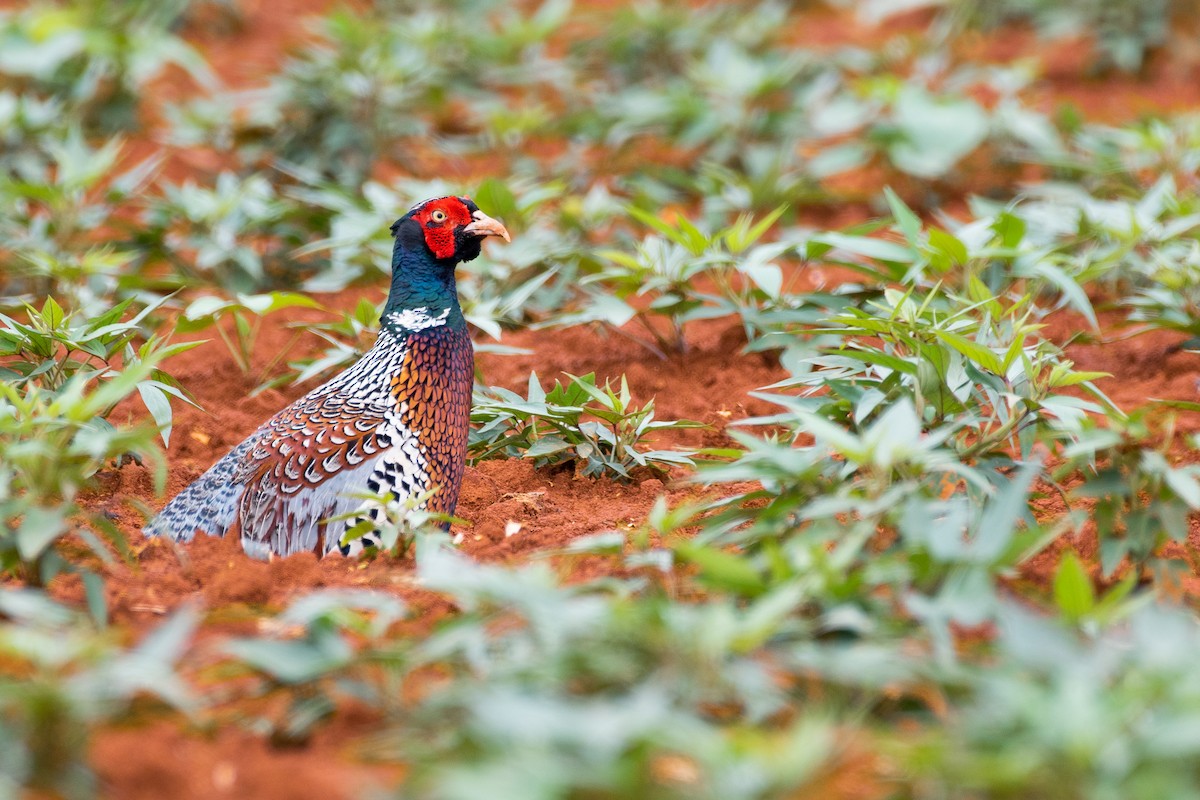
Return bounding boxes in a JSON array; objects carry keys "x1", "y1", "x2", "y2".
[
  {"x1": 173, "y1": 2, "x2": 571, "y2": 187},
  {"x1": 142, "y1": 172, "x2": 321, "y2": 292},
  {"x1": 1058, "y1": 408, "x2": 1200, "y2": 575},
  {"x1": 1024, "y1": 115, "x2": 1200, "y2": 191},
  {"x1": 0, "y1": 131, "x2": 162, "y2": 312},
  {"x1": 0, "y1": 591, "x2": 197, "y2": 798},
  {"x1": 783, "y1": 284, "x2": 1112, "y2": 460},
  {"x1": 470, "y1": 372, "x2": 700, "y2": 479},
  {"x1": 221, "y1": 589, "x2": 406, "y2": 745},
  {"x1": 0, "y1": 296, "x2": 200, "y2": 602},
  {"x1": 382, "y1": 542, "x2": 839, "y2": 799},
  {"x1": 870, "y1": 83, "x2": 992, "y2": 180},
  {"x1": 949, "y1": 0, "x2": 1174, "y2": 73},
  {"x1": 0, "y1": 0, "x2": 215, "y2": 132},
  {"x1": 678, "y1": 271, "x2": 1118, "y2": 644},
  {"x1": 568, "y1": 206, "x2": 792, "y2": 357},
  {"x1": 0, "y1": 366, "x2": 166, "y2": 604},
  {"x1": 0, "y1": 296, "x2": 200, "y2": 444},
  {"x1": 1052, "y1": 550, "x2": 1140, "y2": 627},
  {"x1": 899, "y1": 602, "x2": 1200, "y2": 797},
  {"x1": 692, "y1": 402, "x2": 1057, "y2": 648},
  {"x1": 333, "y1": 488, "x2": 459, "y2": 559},
  {"x1": 174, "y1": 291, "x2": 321, "y2": 377},
  {"x1": 279, "y1": 296, "x2": 381, "y2": 388}
]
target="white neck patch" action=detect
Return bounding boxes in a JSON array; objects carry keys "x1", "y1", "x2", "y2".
[{"x1": 387, "y1": 306, "x2": 450, "y2": 331}]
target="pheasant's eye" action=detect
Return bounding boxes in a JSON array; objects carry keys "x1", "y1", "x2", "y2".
[{"x1": 429, "y1": 209, "x2": 448, "y2": 223}]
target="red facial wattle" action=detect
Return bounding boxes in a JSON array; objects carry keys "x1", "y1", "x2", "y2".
[
  {"x1": 413, "y1": 197, "x2": 475, "y2": 260},
  {"x1": 409, "y1": 196, "x2": 511, "y2": 261}
]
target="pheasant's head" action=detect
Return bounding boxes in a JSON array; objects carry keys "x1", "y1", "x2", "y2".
[{"x1": 390, "y1": 195, "x2": 510, "y2": 266}]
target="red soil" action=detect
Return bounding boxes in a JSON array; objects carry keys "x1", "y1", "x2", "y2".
[{"x1": 33, "y1": 2, "x2": 1200, "y2": 797}]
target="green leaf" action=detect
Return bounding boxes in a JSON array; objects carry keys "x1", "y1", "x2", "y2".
[
  {"x1": 16, "y1": 504, "x2": 69, "y2": 562},
  {"x1": 967, "y1": 274, "x2": 1005, "y2": 319},
  {"x1": 237, "y1": 291, "x2": 322, "y2": 315},
  {"x1": 1050, "y1": 370, "x2": 1112, "y2": 388},
  {"x1": 888, "y1": 88, "x2": 989, "y2": 178},
  {"x1": 992, "y1": 210, "x2": 1027, "y2": 249},
  {"x1": 725, "y1": 205, "x2": 787, "y2": 253},
  {"x1": 1090, "y1": 573, "x2": 1140, "y2": 622},
  {"x1": 223, "y1": 636, "x2": 352, "y2": 684},
  {"x1": 41, "y1": 296, "x2": 65, "y2": 329},
  {"x1": 627, "y1": 205, "x2": 691, "y2": 245},
  {"x1": 525, "y1": 436, "x2": 572, "y2": 458},
  {"x1": 811, "y1": 232, "x2": 917, "y2": 264},
  {"x1": 525, "y1": 371, "x2": 546, "y2": 404},
  {"x1": 1032, "y1": 262, "x2": 1097, "y2": 330},
  {"x1": 928, "y1": 227, "x2": 968, "y2": 268},
  {"x1": 673, "y1": 541, "x2": 766, "y2": 597},
  {"x1": 564, "y1": 373, "x2": 617, "y2": 410},
  {"x1": 82, "y1": 571, "x2": 107, "y2": 627},
  {"x1": 884, "y1": 187, "x2": 922, "y2": 247},
  {"x1": 137, "y1": 381, "x2": 175, "y2": 446},
  {"x1": 934, "y1": 330, "x2": 1003, "y2": 374},
  {"x1": 976, "y1": 458, "x2": 1042, "y2": 561},
  {"x1": 1164, "y1": 467, "x2": 1200, "y2": 509},
  {"x1": 473, "y1": 178, "x2": 519, "y2": 221},
  {"x1": 828, "y1": 348, "x2": 919, "y2": 375},
  {"x1": 1053, "y1": 551, "x2": 1095, "y2": 622},
  {"x1": 183, "y1": 295, "x2": 233, "y2": 321}
]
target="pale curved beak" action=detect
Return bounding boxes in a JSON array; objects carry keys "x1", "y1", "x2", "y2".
[{"x1": 463, "y1": 209, "x2": 511, "y2": 242}]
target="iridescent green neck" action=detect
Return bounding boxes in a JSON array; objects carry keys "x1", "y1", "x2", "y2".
[{"x1": 381, "y1": 245, "x2": 465, "y2": 336}]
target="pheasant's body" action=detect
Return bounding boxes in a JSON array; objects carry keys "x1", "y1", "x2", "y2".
[{"x1": 144, "y1": 196, "x2": 508, "y2": 559}]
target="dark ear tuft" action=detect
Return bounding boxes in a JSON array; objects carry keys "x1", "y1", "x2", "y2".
[
  {"x1": 391, "y1": 217, "x2": 425, "y2": 252},
  {"x1": 389, "y1": 218, "x2": 404, "y2": 237}
]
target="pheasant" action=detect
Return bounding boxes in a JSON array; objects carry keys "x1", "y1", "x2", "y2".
[{"x1": 144, "y1": 196, "x2": 510, "y2": 559}]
